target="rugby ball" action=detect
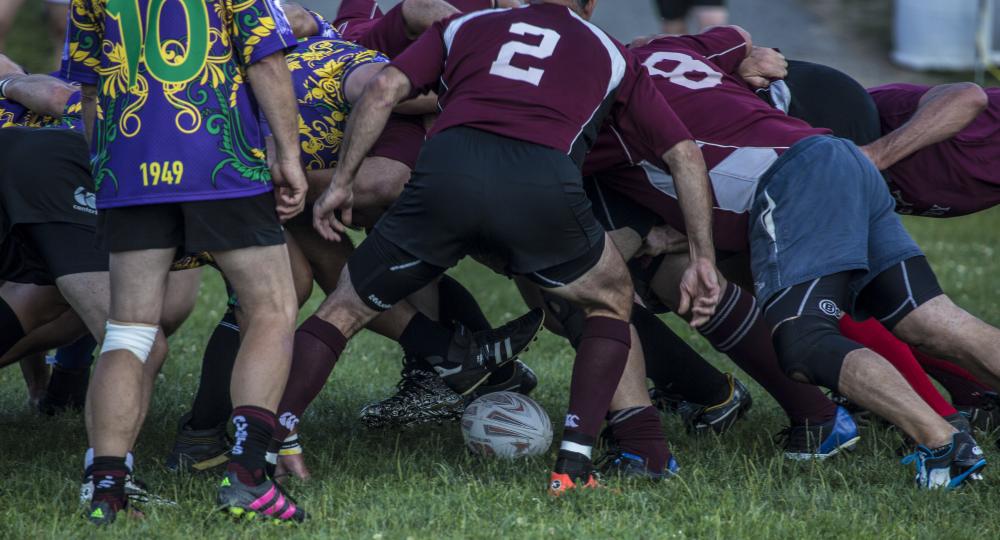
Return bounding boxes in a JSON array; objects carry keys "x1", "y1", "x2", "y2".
[{"x1": 461, "y1": 391, "x2": 552, "y2": 458}]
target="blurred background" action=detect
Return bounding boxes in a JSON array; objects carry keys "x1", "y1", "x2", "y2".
[{"x1": 2, "y1": 0, "x2": 998, "y2": 87}]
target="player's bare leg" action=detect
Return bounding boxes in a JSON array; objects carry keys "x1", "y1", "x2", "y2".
[
  {"x1": 80, "y1": 251, "x2": 173, "y2": 459},
  {"x1": 692, "y1": 6, "x2": 728, "y2": 31},
  {"x1": 836, "y1": 348, "x2": 954, "y2": 447},
  {"x1": 894, "y1": 295, "x2": 1000, "y2": 393},
  {"x1": 19, "y1": 353, "x2": 49, "y2": 409},
  {"x1": 543, "y1": 236, "x2": 635, "y2": 493}
]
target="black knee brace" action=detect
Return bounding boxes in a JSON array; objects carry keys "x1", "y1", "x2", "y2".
[
  {"x1": 540, "y1": 291, "x2": 586, "y2": 348},
  {"x1": 771, "y1": 315, "x2": 863, "y2": 392}
]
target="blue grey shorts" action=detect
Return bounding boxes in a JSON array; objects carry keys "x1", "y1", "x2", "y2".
[{"x1": 749, "y1": 135, "x2": 924, "y2": 306}]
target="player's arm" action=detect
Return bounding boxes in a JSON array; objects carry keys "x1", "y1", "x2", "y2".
[
  {"x1": 247, "y1": 51, "x2": 308, "y2": 221},
  {"x1": 80, "y1": 84, "x2": 97, "y2": 145},
  {"x1": 0, "y1": 53, "x2": 26, "y2": 77},
  {"x1": 314, "y1": 66, "x2": 412, "y2": 241},
  {"x1": 861, "y1": 82, "x2": 988, "y2": 170},
  {"x1": 1, "y1": 74, "x2": 78, "y2": 118},
  {"x1": 314, "y1": 17, "x2": 448, "y2": 241}
]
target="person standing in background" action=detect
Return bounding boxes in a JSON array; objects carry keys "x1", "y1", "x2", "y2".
[{"x1": 656, "y1": 0, "x2": 728, "y2": 34}]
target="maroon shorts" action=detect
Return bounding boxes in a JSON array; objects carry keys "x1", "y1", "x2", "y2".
[
  {"x1": 335, "y1": 1, "x2": 412, "y2": 58},
  {"x1": 370, "y1": 114, "x2": 426, "y2": 170}
]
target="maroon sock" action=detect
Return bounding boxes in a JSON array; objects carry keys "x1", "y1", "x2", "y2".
[
  {"x1": 561, "y1": 316, "x2": 631, "y2": 458},
  {"x1": 608, "y1": 406, "x2": 670, "y2": 473},
  {"x1": 918, "y1": 354, "x2": 994, "y2": 406},
  {"x1": 91, "y1": 456, "x2": 128, "y2": 511},
  {"x1": 228, "y1": 405, "x2": 277, "y2": 485},
  {"x1": 699, "y1": 283, "x2": 836, "y2": 425},
  {"x1": 272, "y1": 316, "x2": 348, "y2": 442}
]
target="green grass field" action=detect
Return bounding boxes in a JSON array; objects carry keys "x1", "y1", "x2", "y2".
[
  {"x1": 5, "y1": 3, "x2": 1000, "y2": 538},
  {"x1": 1, "y1": 211, "x2": 999, "y2": 539}
]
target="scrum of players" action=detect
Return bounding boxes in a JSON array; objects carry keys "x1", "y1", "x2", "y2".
[{"x1": 0, "y1": 0, "x2": 997, "y2": 525}]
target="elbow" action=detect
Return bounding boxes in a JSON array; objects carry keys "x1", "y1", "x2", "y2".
[
  {"x1": 959, "y1": 83, "x2": 989, "y2": 116},
  {"x1": 45, "y1": 85, "x2": 76, "y2": 117},
  {"x1": 366, "y1": 70, "x2": 407, "y2": 111},
  {"x1": 718, "y1": 24, "x2": 753, "y2": 55}
]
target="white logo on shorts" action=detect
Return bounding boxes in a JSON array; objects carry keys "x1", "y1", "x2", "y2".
[
  {"x1": 72, "y1": 187, "x2": 97, "y2": 215},
  {"x1": 818, "y1": 299, "x2": 841, "y2": 317},
  {"x1": 564, "y1": 414, "x2": 580, "y2": 428}
]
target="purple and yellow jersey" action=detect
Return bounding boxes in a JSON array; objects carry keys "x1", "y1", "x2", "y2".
[
  {"x1": 61, "y1": 0, "x2": 296, "y2": 209},
  {"x1": 286, "y1": 37, "x2": 388, "y2": 171},
  {"x1": 0, "y1": 74, "x2": 83, "y2": 130}
]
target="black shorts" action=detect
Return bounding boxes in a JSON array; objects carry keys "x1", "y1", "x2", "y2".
[
  {"x1": 583, "y1": 176, "x2": 659, "y2": 238},
  {"x1": 374, "y1": 127, "x2": 605, "y2": 286},
  {"x1": 97, "y1": 192, "x2": 285, "y2": 253},
  {"x1": 657, "y1": 0, "x2": 725, "y2": 20},
  {"x1": 0, "y1": 223, "x2": 108, "y2": 285}
]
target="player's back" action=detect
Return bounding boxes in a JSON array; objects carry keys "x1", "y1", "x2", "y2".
[
  {"x1": 425, "y1": 3, "x2": 627, "y2": 161},
  {"x1": 631, "y1": 29, "x2": 827, "y2": 163}
]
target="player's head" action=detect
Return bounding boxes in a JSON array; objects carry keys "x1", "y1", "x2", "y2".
[{"x1": 550, "y1": 0, "x2": 597, "y2": 20}]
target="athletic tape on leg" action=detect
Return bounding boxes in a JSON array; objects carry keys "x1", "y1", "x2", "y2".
[{"x1": 100, "y1": 321, "x2": 158, "y2": 363}]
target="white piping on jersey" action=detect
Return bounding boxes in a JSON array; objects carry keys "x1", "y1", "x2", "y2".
[
  {"x1": 608, "y1": 125, "x2": 635, "y2": 165},
  {"x1": 566, "y1": 7, "x2": 626, "y2": 154},
  {"x1": 704, "y1": 41, "x2": 748, "y2": 61},
  {"x1": 639, "y1": 144, "x2": 780, "y2": 214},
  {"x1": 368, "y1": 2, "x2": 378, "y2": 20},
  {"x1": 442, "y1": 8, "x2": 509, "y2": 52},
  {"x1": 697, "y1": 140, "x2": 791, "y2": 151}
]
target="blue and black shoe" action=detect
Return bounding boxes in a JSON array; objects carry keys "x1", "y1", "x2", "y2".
[
  {"x1": 596, "y1": 450, "x2": 679, "y2": 480},
  {"x1": 777, "y1": 406, "x2": 861, "y2": 460},
  {"x1": 901, "y1": 431, "x2": 986, "y2": 490}
]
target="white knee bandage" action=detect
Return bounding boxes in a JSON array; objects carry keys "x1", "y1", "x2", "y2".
[{"x1": 100, "y1": 321, "x2": 159, "y2": 363}]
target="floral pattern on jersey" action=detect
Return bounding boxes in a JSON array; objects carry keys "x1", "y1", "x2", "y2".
[
  {"x1": 286, "y1": 37, "x2": 388, "y2": 171},
  {"x1": 62, "y1": 0, "x2": 295, "y2": 204}
]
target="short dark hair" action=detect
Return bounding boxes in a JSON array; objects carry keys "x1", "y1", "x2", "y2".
[{"x1": 575, "y1": 0, "x2": 588, "y2": 8}]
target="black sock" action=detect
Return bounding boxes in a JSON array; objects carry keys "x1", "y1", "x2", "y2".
[
  {"x1": 189, "y1": 310, "x2": 239, "y2": 430},
  {"x1": 45, "y1": 365, "x2": 90, "y2": 406},
  {"x1": 91, "y1": 456, "x2": 128, "y2": 511},
  {"x1": 398, "y1": 313, "x2": 453, "y2": 365},
  {"x1": 633, "y1": 304, "x2": 729, "y2": 405},
  {"x1": 227, "y1": 406, "x2": 276, "y2": 486},
  {"x1": 438, "y1": 275, "x2": 490, "y2": 332}
]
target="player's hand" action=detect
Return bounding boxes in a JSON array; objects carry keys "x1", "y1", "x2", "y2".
[
  {"x1": 272, "y1": 157, "x2": 307, "y2": 222},
  {"x1": 738, "y1": 47, "x2": 787, "y2": 89},
  {"x1": 677, "y1": 256, "x2": 721, "y2": 328},
  {"x1": 637, "y1": 225, "x2": 690, "y2": 257},
  {"x1": 312, "y1": 179, "x2": 354, "y2": 242}
]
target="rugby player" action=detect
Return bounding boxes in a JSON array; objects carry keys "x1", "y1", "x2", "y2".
[
  {"x1": 63, "y1": 0, "x2": 309, "y2": 523},
  {"x1": 307, "y1": 0, "x2": 721, "y2": 493},
  {"x1": 763, "y1": 60, "x2": 997, "y2": 437},
  {"x1": 614, "y1": 26, "x2": 1000, "y2": 488},
  {"x1": 581, "y1": 31, "x2": 860, "y2": 461}
]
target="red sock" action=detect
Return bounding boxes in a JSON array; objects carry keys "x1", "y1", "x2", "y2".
[
  {"x1": 913, "y1": 349, "x2": 994, "y2": 406},
  {"x1": 561, "y1": 316, "x2": 630, "y2": 459},
  {"x1": 272, "y1": 316, "x2": 348, "y2": 443},
  {"x1": 838, "y1": 316, "x2": 956, "y2": 416},
  {"x1": 608, "y1": 406, "x2": 670, "y2": 473}
]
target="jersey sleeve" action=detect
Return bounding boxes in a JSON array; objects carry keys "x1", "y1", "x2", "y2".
[
  {"x1": 654, "y1": 26, "x2": 748, "y2": 74},
  {"x1": 867, "y1": 83, "x2": 928, "y2": 130},
  {"x1": 230, "y1": 0, "x2": 298, "y2": 66},
  {"x1": 307, "y1": 10, "x2": 341, "y2": 39},
  {"x1": 60, "y1": 0, "x2": 102, "y2": 85},
  {"x1": 389, "y1": 20, "x2": 448, "y2": 96},
  {"x1": 610, "y1": 52, "x2": 692, "y2": 166}
]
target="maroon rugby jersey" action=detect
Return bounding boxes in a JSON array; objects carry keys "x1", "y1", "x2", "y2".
[
  {"x1": 586, "y1": 26, "x2": 829, "y2": 251},
  {"x1": 390, "y1": 3, "x2": 691, "y2": 166},
  {"x1": 334, "y1": 0, "x2": 494, "y2": 57},
  {"x1": 869, "y1": 83, "x2": 1000, "y2": 217}
]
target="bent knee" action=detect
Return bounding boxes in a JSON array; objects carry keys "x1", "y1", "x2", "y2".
[{"x1": 772, "y1": 315, "x2": 862, "y2": 391}]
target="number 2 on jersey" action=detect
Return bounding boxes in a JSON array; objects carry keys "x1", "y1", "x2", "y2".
[
  {"x1": 489, "y1": 23, "x2": 561, "y2": 86},
  {"x1": 643, "y1": 52, "x2": 722, "y2": 90}
]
